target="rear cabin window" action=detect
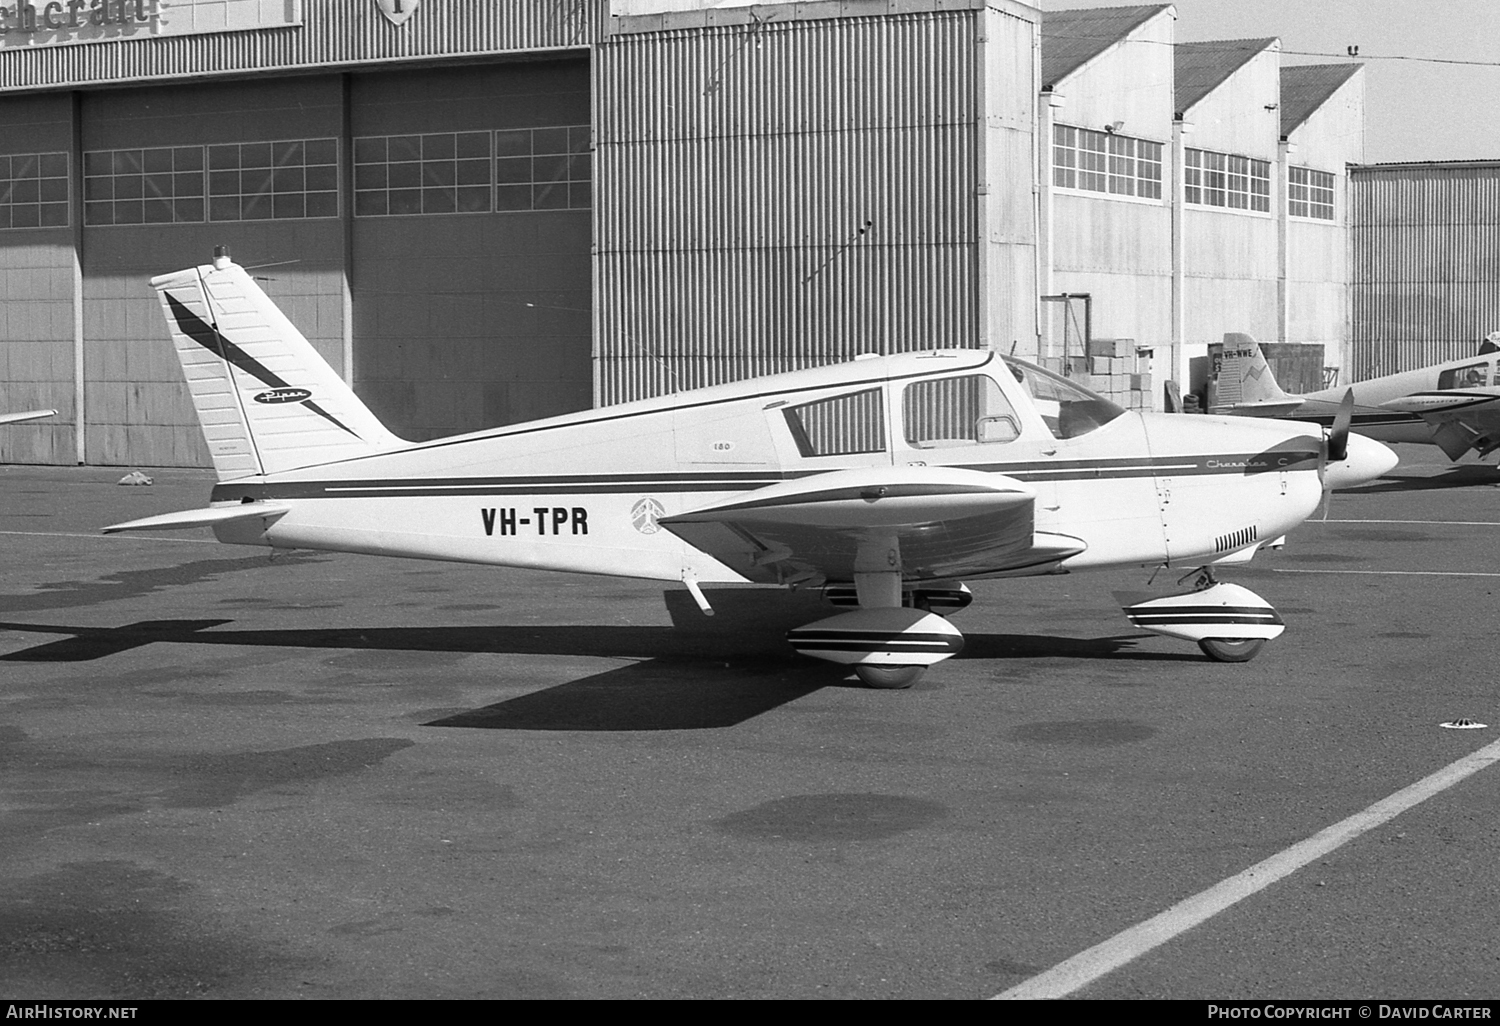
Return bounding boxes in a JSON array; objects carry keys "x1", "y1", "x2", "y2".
[
  {"x1": 1438, "y1": 362, "x2": 1490, "y2": 389},
  {"x1": 782, "y1": 388, "x2": 886, "y2": 457},
  {"x1": 903, "y1": 374, "x2": 1021, "y2": 448}
]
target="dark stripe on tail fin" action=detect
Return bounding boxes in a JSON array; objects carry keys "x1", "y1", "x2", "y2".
[{"x1": 164, "y1": 292, "x2": 362, "y2": 440}]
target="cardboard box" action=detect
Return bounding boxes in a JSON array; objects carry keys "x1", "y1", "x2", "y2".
[{"x1": 1087, "y1": 337, "x2": 1135, "y2": 359}]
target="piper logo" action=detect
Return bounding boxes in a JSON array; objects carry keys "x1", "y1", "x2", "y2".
[
  {"x1": 631, "y1": 497, "x2": 665, "y2": 535},
  {"x1": 253, "y1": 388, "x2": 313, "y2": 405}
]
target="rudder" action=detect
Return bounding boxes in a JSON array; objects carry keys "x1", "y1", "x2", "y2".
[{"x1": 152, "y1": 256, "x2": 406, "y2": 481}]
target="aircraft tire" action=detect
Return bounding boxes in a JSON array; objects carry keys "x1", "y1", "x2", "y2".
[
  {"x1": 854, "y1": 664, "x2": 925, "y2": 689},
  {"x1": 1197, "y1": 637, "x2": 1266, "y2": 663}
]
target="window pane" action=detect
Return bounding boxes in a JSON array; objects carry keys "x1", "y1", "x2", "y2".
[
  {"x1": 495, "y1": 129, "x2": 531, "y2": 158},
  {"x1": 904, "y1": 375, "x2": 1020, "y2": 448},
  {"x1": 783, "y1": 389, "x2": 886, "y2": 457}
]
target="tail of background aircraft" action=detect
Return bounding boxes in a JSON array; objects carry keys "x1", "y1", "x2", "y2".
[
  {"x1": 152, "y1": 255, "x2": 407, "y2": 482},
  {"x1": 1209, "y1": 332, "x2": 1296, "y2": 414}
]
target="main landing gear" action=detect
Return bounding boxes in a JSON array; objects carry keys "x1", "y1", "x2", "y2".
[
  {"x1": 786, "y1": 573, "x2": 969, "y2": 689},
  {"x1": 1117, "y1": 568, "x2": 1285, "y2": 663}
]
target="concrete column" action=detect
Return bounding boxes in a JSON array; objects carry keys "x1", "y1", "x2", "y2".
[
  {"x1": 70, "y1": 90, "x2": 85, "y2": 464},
  {"x1": 1170, "y1": 118, "x2": 1190, "y2": 391},
  {"x1": 1277, "y1": 138, "x2": 1292, "y2": 345}
]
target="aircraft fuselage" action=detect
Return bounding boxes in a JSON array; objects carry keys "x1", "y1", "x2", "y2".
[{"x1": 203, "y1": 352, "x2": 1352, "y2": 587}]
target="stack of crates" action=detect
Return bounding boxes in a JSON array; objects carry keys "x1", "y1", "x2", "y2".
[{"x1": 1036, "y1": 338, "x2": 1154, "y2": 411}]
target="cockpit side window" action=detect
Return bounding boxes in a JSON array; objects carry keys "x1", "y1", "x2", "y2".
[
  {"x1": 1438, "y1": 362, "x2": 1489, "y2": 390},
  {"x1": 782, "y1": 388, "x2": 886, "y2": 457},
  {"x1": 903, "y1": 374, "x2": 1021, "y2": 448},
  {"x1": 1002, "y1": 356, "x2": 1126, "y2": 439}
]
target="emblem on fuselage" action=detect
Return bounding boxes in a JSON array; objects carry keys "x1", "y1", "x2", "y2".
[
  {"x1": 375, "y1": 0, "x2": 420, "y2": 27},
  {"x1": 631, "y1": 497, "x2": 665, "y2": 535},
  {"x1": 252, "y1": 388, "x2": 313, "y2": 405}
]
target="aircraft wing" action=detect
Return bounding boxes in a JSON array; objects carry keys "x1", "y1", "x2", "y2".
[
  {"x1": 659, "y1": 466, "x2": 1085, "y2": 585},
  {"x1": 0, "y1": 408, "x2": 56, "y2": 425},
  {"x1": 1379, "y1": 389, "x2": 1500, "y2": 459}
]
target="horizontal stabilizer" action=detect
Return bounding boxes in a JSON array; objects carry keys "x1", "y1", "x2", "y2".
[
  {"x1": 1223, "y1": 399, "x2": 1305, "y2": 418},
  {"x1": 104, "y1": 503, "x2": 287, "y2": 535},
  {"x1": 0, "y1": 409, "x2": 57, "y2": 425}
]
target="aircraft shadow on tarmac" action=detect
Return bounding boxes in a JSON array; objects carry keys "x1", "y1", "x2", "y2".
[
  {"x1": 0, "y1": 590, "x2": 1190, "y2": 731},
  {"x1": 1340, "y1": 464, "x2": 1500, "y2": 495}
]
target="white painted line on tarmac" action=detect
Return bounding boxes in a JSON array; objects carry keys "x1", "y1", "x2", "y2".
[
  {"x1": 1318, "y1": 519, "x2": 1500, "y2": 526},
  {"x1": 993, "y1": 737, "x2": 1500, "y2": 1000},
  {"x1": 0, "y1": 529, "x2": 217, "y2": 544},
  {"x1": 1272, "y1": 568, "x2": 1500, "y2": 577}
]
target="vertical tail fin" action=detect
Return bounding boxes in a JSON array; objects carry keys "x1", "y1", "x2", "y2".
[
  {"x1": 1211, "y1": 332, "x2": 1293, "y2": 413},
  {"x1": 152, "y1": 258, "x2": 406, "y2": 481}
]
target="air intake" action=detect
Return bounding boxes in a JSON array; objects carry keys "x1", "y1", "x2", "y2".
[{"x1": 1215, "y1": 525, "x2": 1258, "y2": 554}]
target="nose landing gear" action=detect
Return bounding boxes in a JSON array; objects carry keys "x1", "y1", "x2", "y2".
[{"x1": 1116, "y1": 568, "x2": 1285, "y2": 662}]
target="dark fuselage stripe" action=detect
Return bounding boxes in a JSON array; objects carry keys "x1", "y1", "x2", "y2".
[{"x1": 209, "y1": 450, "x2": 1325, "y2": 502}]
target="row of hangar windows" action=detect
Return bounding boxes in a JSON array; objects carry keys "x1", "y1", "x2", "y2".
[
  {"x1": 0, "y1": 124, "x2": 591, "y2": 229},
  {"x1": 1, "y1": 123, "x2": 1334, "y2": 229},
  {"x1": 1051, "y1": 123, "x2": 1336, "y2": 220}
]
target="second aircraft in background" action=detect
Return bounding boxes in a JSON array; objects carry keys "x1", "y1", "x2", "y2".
[{"x1": 1212, "y1": 332, "x2": 1500, "y2": 464}]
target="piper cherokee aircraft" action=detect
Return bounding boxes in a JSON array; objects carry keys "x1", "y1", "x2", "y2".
[
  {"x1": 0, "y1": 409, "x2": 55, "y2": 425},
  {"x1": 102, "y1": 254, "x2": 1396, "y2": 687},
  {"x1": 1212, "y1": 332, "x2": 1500, "y2": 463}
]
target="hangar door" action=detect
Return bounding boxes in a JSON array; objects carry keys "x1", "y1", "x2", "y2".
[{"x1": 349, "y1": 60, "x2": 592, "y2": 442}]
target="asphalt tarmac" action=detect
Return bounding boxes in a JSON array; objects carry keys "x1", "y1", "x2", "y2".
[{"x1": 2, "y1": 445, "x2": 1499, "y2": 1000}]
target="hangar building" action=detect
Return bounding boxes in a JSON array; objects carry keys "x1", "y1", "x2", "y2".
[
  {"x1": 1349, "y1": 160, "x2": 1500, "y2": 379},
  {"x1": 0, "y1": 0, "x2": 1365, "y2": 468}
]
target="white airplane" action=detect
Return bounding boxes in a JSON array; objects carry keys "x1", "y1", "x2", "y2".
[
  {"x1": 0, "y1": 409, "x2": 55, "y2": 425},
  {"x1": 102, "y1": 254, "x2": 1395, "y2": 687},
  {"x1": 1212, "y1": 333, "x2": 1500, "y2": 463}
]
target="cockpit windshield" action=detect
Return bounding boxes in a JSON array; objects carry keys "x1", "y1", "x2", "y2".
[{"x1": 1001, "y1": 356, "x2": 1126, "y2": 439}]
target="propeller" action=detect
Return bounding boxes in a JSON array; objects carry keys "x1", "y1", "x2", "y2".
[
  {"x1": 1319, "y1": 389, "x2": 1355, "y2": 518},
  {"x1": 1327, "y1": 388, "x2": 1353, "y2": 463}
]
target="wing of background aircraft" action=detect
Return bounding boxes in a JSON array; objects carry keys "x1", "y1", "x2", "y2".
[
  {"x1": 1376, "y1": 388, "x2": 1500, "y2": 460},
  {"x1": 0, "y1": 409, "x2": 56, "y2": 425}
]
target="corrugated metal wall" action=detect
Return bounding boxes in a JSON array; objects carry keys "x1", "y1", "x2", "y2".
[
  {"x1": 594, "y1": 10, "x2": 982, "y2": 404},
  {"x1": 0, "y1": 0, "x2": 603, "y2": 91},
  {"x1": 1352, "y1": 164, "x2": 1500, "y2": 378}
]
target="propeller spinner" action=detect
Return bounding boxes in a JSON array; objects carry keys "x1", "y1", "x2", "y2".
[{"x1": 1318, "y1": 389, "x2": 1398, "y2": 493}]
